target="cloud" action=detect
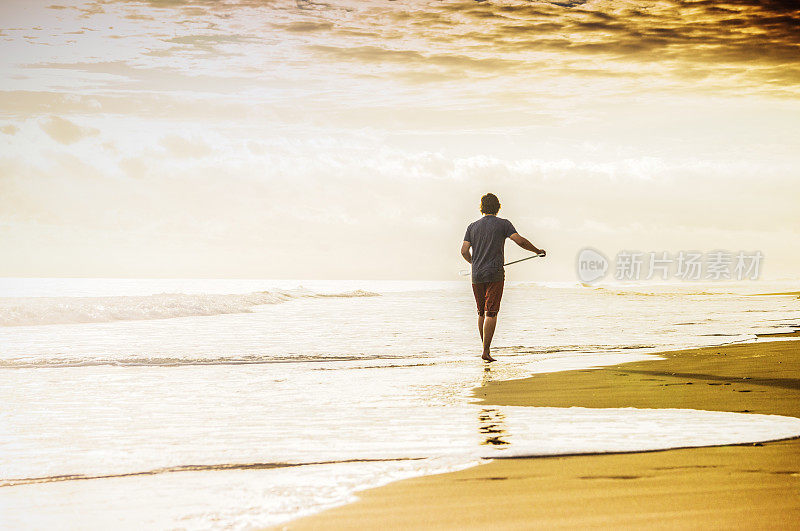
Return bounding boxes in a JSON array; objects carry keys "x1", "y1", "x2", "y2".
[
  {"x1": 165, "y1": 33, "x2": 257, "y2": 54},
  {"x1": 159, "y1": 134, "x2": 212, "y2": 158},
  {"x1": 467, "y1": 0, "x2": 800, "y2": 69},
  {"x1": 2, "y1": 127, "x2": 797, "y2": 278},
  {"x1": 301, "y1": 0, "x2": 800, "y2": 93},
  {"x1": 39, "y1": 115, "x2": 99, "y2": 144},
  {"x1": 1, "y1": 0, "x2": 798, "y2": 278},
  {"x1": 277, "y1": 21, "x2": 334, "y2": 32},
  {"x1": 12, "y1": 0, "x2": 800, "y2": 100},
  {"x1": 308, "y1": 44, "x2": 522, "y2": 74},
  {"x1": 313, "y1": 0, "x2": 799, "y2": 94},
  {"x1": 24, "y1": 61, "x2": 260, "y2": 94}
]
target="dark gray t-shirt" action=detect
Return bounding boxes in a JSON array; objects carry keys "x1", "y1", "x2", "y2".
[{"x1": 464, "y1": 216, "x2": 517, "y2": 283}]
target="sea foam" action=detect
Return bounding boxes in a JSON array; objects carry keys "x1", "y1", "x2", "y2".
[{"x1": 0, "y1": 289, "x2": 379, "y2": 326}]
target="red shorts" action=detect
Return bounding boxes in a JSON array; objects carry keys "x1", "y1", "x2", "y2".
[{"x1": 472, "y1": 281, "x2": 504, "y2": 317}]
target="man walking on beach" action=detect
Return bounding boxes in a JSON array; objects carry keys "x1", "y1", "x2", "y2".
[{"x1": 461, "y1": 193, "x2": 545, "y2": 362}]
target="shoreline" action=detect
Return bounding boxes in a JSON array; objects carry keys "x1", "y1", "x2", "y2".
[{"x1": 281, "y1": 336, "x2": 800, "y2": 529}]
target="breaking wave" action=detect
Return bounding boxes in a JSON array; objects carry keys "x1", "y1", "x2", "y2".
[
  {"x1": 0, "y1": 289, "x2": 379, "y2": 327},
  {"x1": 0, "y1": 353, "x2": 412, "y2": 369}
]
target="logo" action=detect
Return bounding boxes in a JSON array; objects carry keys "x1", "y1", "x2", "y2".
[{"x1": 576, "y1": 247, "x2": 609, "y2": 284}]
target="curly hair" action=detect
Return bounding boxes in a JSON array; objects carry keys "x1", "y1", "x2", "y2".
[{"x1": 480, "y1": 193, "x2": 501, "y2": 215}]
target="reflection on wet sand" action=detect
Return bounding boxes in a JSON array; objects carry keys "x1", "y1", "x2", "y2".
[
  {"x1": 479, "y1": 366, "x2": 510, "y2": 446},
  {"x1": 478, "y1": 408, "x2": 509, "y2": 447}
]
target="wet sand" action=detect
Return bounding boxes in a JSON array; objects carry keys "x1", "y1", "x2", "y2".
[
  {"x1": 758, "y1": 330, "x2": 800, "y2": 338},
  {"x1": 281, "y1": 339, "x2": 800, "y2": 529}
]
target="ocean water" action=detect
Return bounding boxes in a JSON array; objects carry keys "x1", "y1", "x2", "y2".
[{"x1": 1, "y1": 278, "x2": 799, "y2": 529}]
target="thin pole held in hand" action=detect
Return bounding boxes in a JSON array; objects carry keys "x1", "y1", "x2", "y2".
[
  {"x1": 503, "y1": 254, "x2": 543, "y2": 267},
  {"x1": 459, "y1": 253, "x2": 544, "y2": 276}
]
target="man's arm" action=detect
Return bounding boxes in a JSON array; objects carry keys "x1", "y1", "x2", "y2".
[
  {"x1": 509, "y1": 233, "x2": 545, "y2": 256},
  {"x1": 460, "y1": 241, "x2": 472, "y2": 263}
]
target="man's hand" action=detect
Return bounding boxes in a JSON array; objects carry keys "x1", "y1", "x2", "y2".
[{"x1": 510, "y1": 233, "x2": 545, "y2": 256}]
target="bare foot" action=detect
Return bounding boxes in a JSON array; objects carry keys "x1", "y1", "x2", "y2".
[{"x1": 482, "y1": 353, "x2": 496, "y2": 363}]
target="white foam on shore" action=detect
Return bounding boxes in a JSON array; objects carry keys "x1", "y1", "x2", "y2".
[
  {"x1": 480, "y1": 406, "x2": 800, "y2": 459},
  {"x1": 4, "y1": 405, "x2": 799, "y2": 531}
]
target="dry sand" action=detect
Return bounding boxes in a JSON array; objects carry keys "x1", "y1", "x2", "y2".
[{"x1": 281, "y1": 338, "x2": 800, "y2": 530}]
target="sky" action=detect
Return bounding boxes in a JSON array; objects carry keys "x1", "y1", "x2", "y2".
[{"x1": 1, "y1": 0, "x2": 798, "y2": 280}]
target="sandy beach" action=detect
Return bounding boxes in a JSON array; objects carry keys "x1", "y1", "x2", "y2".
[{"x1": 282, "y1": 336, "x2": 800, "y2": 529}]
